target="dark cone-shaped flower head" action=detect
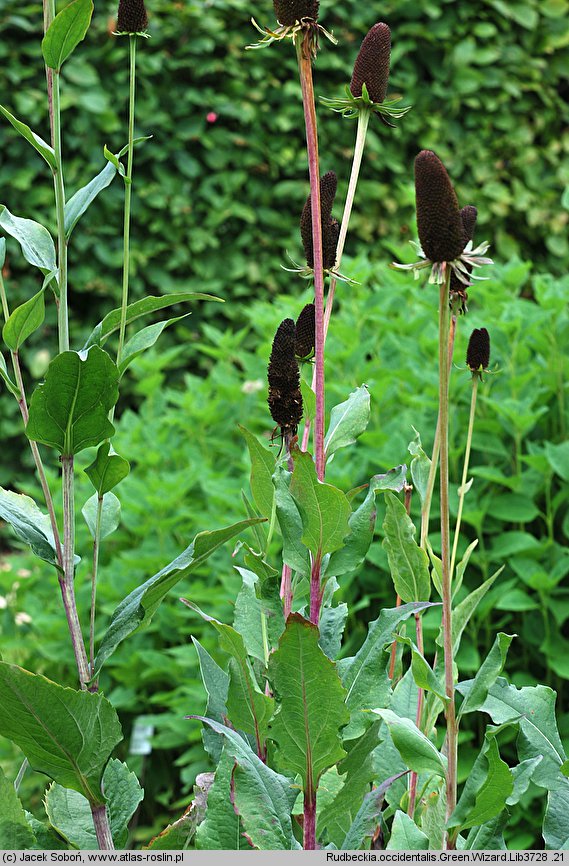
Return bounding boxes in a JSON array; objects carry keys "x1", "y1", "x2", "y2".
[
  {"x1": 295, "y1": 303, "x2": 315, "y2": 360},
  {"x1": 466, "y1": 327, "x2": 490, "y2": 375},
  {"x1": 414, "y1": 150, "x2": 466, "y2": 263},
  {"x1": 450, "y1": 205, "x2": 478, "y2": 308},
  {"x1": 116, "y1": 0, "x2": 148, "y2": 32},
  {"x1": 300, "y1": 171, "x2": 339, "y2": 270},
  {"x1": 273, "y1": 0, "x2": 319, "y2": 25},
  {"x1": 460, "y1": 205, "x2": 478, "y2": 243},
  {"x1": 268, "y1": 318, "x2": 303, "y2": 432},
  {"x1": 350, "y1": 22, "x2": 391, "y2": 103}
]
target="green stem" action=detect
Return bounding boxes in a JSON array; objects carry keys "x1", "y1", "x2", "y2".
[
  {"x1": 61, "y1": 455, "x2": 90, "y2": 688},
  {"x1": 14, "y1": 759, "x2": 28, "y2": 793},
  {"x1": 450, "y1": 376, "x2": 478, "y2": 581},
  {"x1": 117, "y1": 35, "x2": 137, "y2": 365},
  {"x1": 52, "y1": 70, "x2": 69, "y2": 353},
  {"x1": 438, "y1": 272, "x2": 457, "y2": 843},
  {"x1": 90, "y1": 495, "x2": 104, "y2": 679}
]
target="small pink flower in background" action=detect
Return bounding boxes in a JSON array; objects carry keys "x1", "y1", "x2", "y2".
[{"x1": 206, "y1": 112, "x2": 218, "y2": 124}]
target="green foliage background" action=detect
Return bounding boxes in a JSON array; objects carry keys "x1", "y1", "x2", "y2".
[{"x1": 0, "y1": 0, "x2": 568, "y2": 849}]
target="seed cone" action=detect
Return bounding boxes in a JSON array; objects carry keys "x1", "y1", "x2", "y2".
[
  {"x1": 466, "y1": 327, "x2": 490, "y2": 373},
  {"x1": 268, "y1": 319, "x2": 303, "y2": 431},
  {"x1": 300, "y1": 171, "x2": 339, "y2": 270},
  {"x1": 414, "y1": 150, "x2": 466, "y2": 263},
  {"x1": 116, "y1": 0, "x2": 148, "y2": 32},
  {"x1": 350, "y1": 22, "x2": 391, "y2": 104},
  {"x1": 450, "y1": 205, "x2": 478, "y2": 302},
  {"x1": 295, "y1": 303, "x2": 315, "y2": 360},
  {"x1": 273, "y1": 0, "x2": 319, "y2": 25}
]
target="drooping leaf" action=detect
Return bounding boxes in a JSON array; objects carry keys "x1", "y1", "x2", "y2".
[
  {"x1": 387, "y1": 810, "x2": 429, "y2": 850},
  {"x1": 85, "y1": 442, "x2": 130, "y2": 496},
  {"x1": 0, "y1": 486, "x2": 58, "y2": 566},
  {"x1": 93, "y1": 518, "x2": 264, "y2": 677},
  {"x1": 408, "y1": 428, "x2": 431, "y2": 504},
  {"x1": 2, "y1": 288, "x2": 45, "y2": 352},
  {"x1": 83, "y1": 292, "x2": 222, "y2": 349},
  {"x1": 42, "y1": 0, "x2": 94, "y2": 70},
  {"x1": 268, "y1": 614, "x2": 350, "y2": 792},
  {"x1": 341, "y1": 773, "x2": 407, "y2": 851},
  {"x1": 45, "y1": 760, "x2": 143, "y2": 849},
  {"x1": 145, "y1": 772, "x2": 212, "y2": 850},
  {"x1": 458, "y1": 633, "x2": 515, "y2": 719},
  {"x1": 449, "y1": 728, "x2": 513, "y2": 831},
  {"x1": 543, "y1": 785, "x2": 569, "y2": 849},
  {"x1": 26, "y1": 347, "x2": 119, "y2": 455},
  {"x1": 300, "y1": 377, "x2": 316, "y2": 422},
  {"x1": 192, "y1": 719, "x2": 298, "y2": 850},
  {"x1": 453, "y1": 538, "x2": 478, "y2": 598},
  {"x1": 233, "y1": 567, "x2": 284, "y2": 661},
  {"x1": 319, "y1": 602, "x2": 348, "y2": 660},
  {"x1": 383, "y1": 491, "x2": 430, "y2": 602},
  {"x1": 0, "y1": 206, "x2": 57, "y2": 275},
  {"x1": 446, "y1": 567, "x2": 504, "y2": 654},
  {"x1": 324, "y1": 385, "x2": 370, "y2": 460},
  {"x1": 82, "y1": 492, "x2": 121, "y2": 541},
  {"x1": 338, "y1": 602, "x2": 432, "y2": 739},
  {"x1": 0, "y1": 353, "x2": 20, "y2": 398},
  {"x1": 273, "y1": 464, "x2": 310, "y2": 577},
  {"x1": 0, "y1": 766, "x2": 37, "y2": 850},
  {"x1": 118, "y1": 315, "x2": 189, "y2": 376},
  {"x1": 0, "y1": 663, "x2": 122, "y2": 805},
  {"x1": 507, "y1": 757, "x2": 543, "y2": 806},
  {"x1": 396, "y1": 635, "x2": 446, "y2": 702},
  {"x1": 239, "y1": 425, "x2": 275, "y2": 520},
  {"x1": 372, "y1": 709, "x2": 446, "y2": 777},
  {"x1": 192, "y1": 637, "x2": 229, "y2": 762},
  {"x1": 289, "y1": 449, "x2": 351, "y2": 556},
  {"x1": 0, "y1": 104, "x2": 57, "y2": 169}
]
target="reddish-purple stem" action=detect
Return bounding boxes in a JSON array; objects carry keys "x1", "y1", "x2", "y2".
[
  {"x1": 303, "y1": 789, "x2": 317, "y2": 849},
  {"x1": 280, "y1": 563, "x2": 293, "y2": 618}
]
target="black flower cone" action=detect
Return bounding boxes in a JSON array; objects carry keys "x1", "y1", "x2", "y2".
[
  {"x1": 414, "y1": 150, "x2": 466, "y2": 264},
  {"x1": 466, "y1": 327, "x2": 490, "y2": 374},
  {"x1": 295, "y1": 303, "x2": 316, "y2": 360},
  {"x1": 273, "y1": 0, "x2": 319, "y2": 25},
  {"x1": 116, "y1": 0, "x2": 148, "y2": 32},
  {"x1": 350, "y1": 22, "x2": 391, "y2": 104},
  {"x1": 268, "y1": 318, "x2": 303, "y2": 433},
  {"x1": 300, "y1": 171, "x2": 339, "y2": 269}
]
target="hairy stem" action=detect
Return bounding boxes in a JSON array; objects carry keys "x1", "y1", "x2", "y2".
[
  {"x1": 89, "y1": 495, "x2": 104, "y2": 679},
  {"x1": 117, "y1": 35, "x2": 137, "y2": 365},
  {"x1": 450, "y1": 376, "x2": 479, "y2": 581},
  {"x1": 91, "y1": 804, "x2": 115, "y2": 850},
  {"x1": 61, "y1": 455, "x2": 90, "y2": 688},
  {"x1": 439, "y1": 273, "x2": 457, "y2": 842}
]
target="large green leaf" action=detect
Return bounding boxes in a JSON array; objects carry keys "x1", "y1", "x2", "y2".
[
  {"x1": 83, "y1": 292, "x2": 222, "y2": 349},
  {"x1": 543, "y1": 785, "x2": 569, "y2": 849},
  {"x1": 449, "y1": 728, "x2": 513, "y2": 832},
  {"x1": 383, "y1": 491, "x2": 430, "y2": 602},
  {"x1": 85, "y1": 442, "x2": 130, "y2": 496},
  {"x1": 319, "y1": 602, "x2": 348, "y2": 660},
  {"x1": 273, "y1": 464, "x2": 310, "y2": 576},
  {"x1": 93, "y1": 518, "x2": 264, "y2": 677},
  {"x1": 0, "y1": 206, "x2": 57, "y2": 275},
  {"x1": 458, "y1": 633, "x2": 515, "y2": 719},
  {"x1": 396, "y1": 635, "x2": 446, "y2": 702},
  {"x1": 372, "y1": 709, "x2": 446, "y2": 777},
  {"x1": 268, "y1": 614, "x2": 349, "y2": 792},
  {"x1": 337, "y1": 602, "x2": 432, "y2": 739},
  {"x1": 387, "y1": 810, "x2": 429, "y2": 850},
  {"x1": 0, "y1": 104, "x2": 57, "y2": 169},
  {"x1": 26, "y1": 347, "x2": 119, "y2": 455},
  {"x1": 341, "y1": 773, "x2": 407, "y2": 851},
  {"x1": 0, "y1": 766, "x2": 37, "y2": 850},
  {"x1": 193, "y1": 720, "x2": 298, "y2": 850},
  {"x1": 0, "y1": 486, "x2": 58, "y2": 566},
  {"x1": 289, "y1": 449, "x2": 351, "y2": 556},
  {"x1": 233, "y1": 567, "x2": 284, "y2": 662},
  {"x1": 192, "y1": 638, "x2": 229, "y2": 762},
  {"x1": 2, "y1": 288, "x2": 45, "y2": 352},
  {"x1": 42, "y1": 0, "x2": 93, "y2": 70},
  {"x1": 45, "y1": 760, "x2": 143, "y2": 849},
  {"x1": 227, "y1": 657, "x2": 274, "y2": 752},
  {"x1": 324, "y1": 385, "x2": 370, "y2": 460},
  {"x1": 239, "y1": 425, "x2": 275, "y2": 519},
  {"x1": 0, "y1": 663, "x2": 122, "y2": 805}
]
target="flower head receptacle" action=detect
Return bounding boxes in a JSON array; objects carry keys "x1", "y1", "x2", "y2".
[{"x1": 247, "y1": 0, "x2": 335, "y2": 54}]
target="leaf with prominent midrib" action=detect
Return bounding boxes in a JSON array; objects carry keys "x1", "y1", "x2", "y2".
[
  {"x1": 458, "y1": 632, "x2": 515, "y2": 719},
  {"x1": 383, "y1": 491, "x2": 430, "y2": 603},
  {"x1": 387, "y1": 810, "x2": 429, "y2": 850},
  {"x1": 0, "y1": 663, "x2": 122, "y2": 805},
  {"x1": 0, "y1": 104, "x2": 56, "y2": 169},
  {"x1": 0, "y1": 486, "x2": 58, "y2": 566},
  {"x1": 372, "y1": 709, "x2": 446, "y2": 777},
  {"x1": 324, "y1": 385, "x2": 370, "y2": 460},
  {"x1": 2, "y1": 288, "x2": 45, "y2": 351},
  {"x1": 268, "y1": 614, "x2": 349, "y2": 793},
  {"x1": 85, "y1": 442, "x2": 130, "y2": 496},
  {"x1": 42, "y1": 0, "x2": 93, "y2": 70},
  {"x1": 0, "y1": 206, "x2": 57, "y2": 275},
  {"x1": 26, "y1": 347, "x2": 119, "y2": 455},
  {"x1": 239, "y1": 426, "x2": 276, "y2": 520},
  {"x1": 289, "y1": 449, "x2": 350, "y2": 556},
  {"x1": 449, "y1": 727, "x2": 513, "y2": 832}
]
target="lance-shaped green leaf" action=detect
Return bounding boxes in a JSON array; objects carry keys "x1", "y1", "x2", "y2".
[
  {"x1": 0, "y1": 354, "x2": 20, "y2": 398},
  {"x1": 0, "y1": 663, "x2": 122, "y2": 805},
  {"x1": 82, "y1": 492, "x2": 121, "y2": 541},
  {"x1": 0, "y1": 206, "x2": 57, "y2": 275},
  {"x1": 26, "y1": 347, "x2": 119, "y2": 455},
  {"x1": 83, "y1": 292, "x2": 222, "y2": 349},
  {"x1": 239, "y1": 425, "x2": 275, "y2": 520},
  {"x1": 396, "y1": 635, "x2": 446, "y2": 702},
  {"x1": 440, "y1": 567, "x2": 503, "y2": 655},
  {"x1": 0, "y1": 486, "x2": 58, "y2": 566},
  {"x1": 233, "y1": 567, "x2": 284, "y2": 662},
  {"x1": 85, "y1": 442, "x2": 130, "y2": 496},
  {"x1": 464, "y1": 812, "x2": 508, "y2": 850},
  {"x1": 273, "y1": 465, "x2": 310, "y2": 576},
  {"x1": 118, "y1": 315, "x2": 189, "y2": 377},
  {"x1": 453, "y1": 538, "x2": 478, "y2": 599},
  {"x1": 45, "y1": 760, "x2": 143, "y2": 849},
  {"x1": 387, "y1": 810, "x2": 429, "y2": 850},
  {"x1": 543, "y1": 785, "x2": 569, "y2": 849},
  {"x1": 227, "y1": 658, "x2": 274, "y2": 751},
  {"x1": 408, "y1": 428, "x2": 431, "y2": 505},
  {"x1": 372, "y1": 709, "x2": 446, "y2": 777},
  {"x1": 319, "y1": 603, "x2": 348, "y2": 660},
  {"x1": 192, "y1": 719, "x2": 299, "y2": 850},
  {"x1": 268, "y1": 614, "x2": 350, "y2": 793},
  {"x1": 2, "y1": 288, "x2": 45, "y2": 352},
  {"x1": 42, "y1": 0, "x2": 94, "y2": 70},
  {"x1": 507, "y1": 757, "x2": 543, "y2": 806},
  {"x1": 341, "y1": 773, "x2": 407, "y2": 851},
  {"x1": 0, "y1": 104, "x2": 57, "y2": 170},
  {"x1": 300, "y1": 378, "x2": 315, "y2": 421},
  {"x1": 195, "y1": 748, "x2": 245, "y2": 850},
  {"x1": 192, "y1": 638, "x2": 229, "y2": 762},
  {"x1": 289, "y1": 449, "x2": 350, "y2": 556},
  {"x1": 458, "y1": 633, "x2": 515, "y2": 720},
  {"x1": 383, "y1": 491, "x2": 430, "y2": 602},
  {"x1": 0, "y1": 766, "x2": 37, "y2": 849},
  {"x1": 324, "y1": 385, "x2": 370, "y2": 460},
  {"x1": 93, "y1": 518, "x2": 264, "y2": 677},
  {"x1": 449, "y1": 727, "x2": 513, "y2": 832},
  {"x1": 338, "y1": 602, "x2": 433, "y2": 739}
]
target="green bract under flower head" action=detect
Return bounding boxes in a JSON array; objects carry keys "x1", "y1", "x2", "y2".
[
  {"x1": 116, "y1": 0, "x2": 148, "y2": 33},
  {"x1": 300, "y1": 171, "x2": 339, "y2": 270},
  {"x1": 415, "y1": 150, "x2": 466, "y2": 264},
  {"x1": 273, "y1": 0, "x2": 319, "y2": 25},
  {"x1": 268, "y1": 318, "x2": 303, "y2": 433},
  {"x1": 350, "y1": 22, "x2": 391, "y2": 104},
  {"x1": 466, "y1": 327, "x2": 491, "y2": 376}
]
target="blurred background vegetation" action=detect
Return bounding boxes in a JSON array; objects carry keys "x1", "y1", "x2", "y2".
[{"x1": 0, "y1": 0, "x2": 568, "y2": 849}]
